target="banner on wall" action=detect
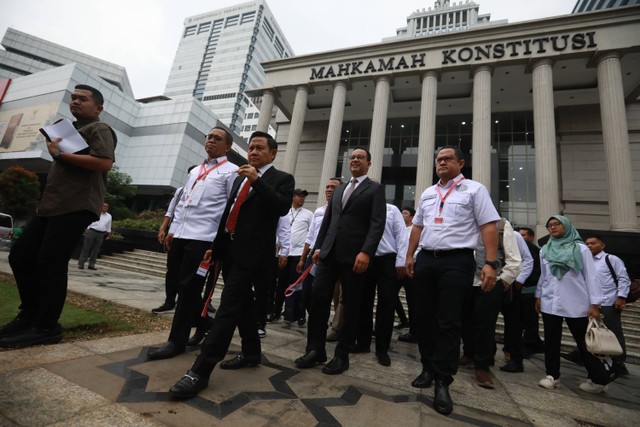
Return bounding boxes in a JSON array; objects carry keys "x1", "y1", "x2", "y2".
[{"x1": 0, "y1": 103, "x2": 60, "y2": 153}]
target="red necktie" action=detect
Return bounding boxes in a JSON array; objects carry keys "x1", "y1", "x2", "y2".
[{"x1": 226, "y1": 180, "x2": 251, "y2": 233}]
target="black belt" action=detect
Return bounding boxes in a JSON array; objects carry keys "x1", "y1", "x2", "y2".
[
  {"x1": 89, "y1": 228, "x2": 105, "y2": 233},
  {"x1": 421, "y1": 248, "x2": 473, "y2": 258}
]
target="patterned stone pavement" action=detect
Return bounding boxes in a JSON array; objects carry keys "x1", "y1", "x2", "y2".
[{"x1": 0, "y1": 251, "x2": 638, "y2": 426}]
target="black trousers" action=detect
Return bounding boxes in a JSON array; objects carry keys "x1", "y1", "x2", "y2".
[
  {"x1": 396, "y1": 276, "x2": 414, "y2": 331},
  {"x1": 461, "y1": 282, "x2": 503, "y2": 371},
  {"x1": 358, "y1": 254, "x2": 397, "y2": 354},
  {"x1": 254, "y1": 257, "x2": 277, "y2": 328},
  {"x1": 413, "y1": 249, "x2": 475, "y2": 384},
  {"x1": 192, "y1": 256, "x2": 262, "y2": 377},
  {"x1": 521, "y1": 292, "x2": 544, "y2": 350},
  {"x1": 274, "y1": 255, "x2": 303, "y2": 319},
  {"x1": 167, "y1": 239, "x2": 211, "y2": 347},
  {"x1": 541, "y1": 313, "x2": 607, "y2": 385},
  {"x1": 306, "y1": 250, "x2": 366, "y2": 358},
  {"x1": 601, "y1": 305, "x2": 626, "y2": 365},
  {"x1": 501, "y1": 284, "x2": 523, "y2": 362},
  {"x1": 162, "y1": 246, "x2": 181, "y2": 306},
  {"x1": 9, "y1": 211, "x2": 96, "y2": 329}
]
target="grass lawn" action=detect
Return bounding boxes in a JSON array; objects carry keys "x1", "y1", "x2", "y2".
[{"x1": 0, "y1": 272, "x2": 171, "y2": 343}]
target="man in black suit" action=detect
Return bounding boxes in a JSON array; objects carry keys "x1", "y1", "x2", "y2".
[
  {"x1": 295, "y1": 146, "x2": 386, "y2": 375},
  {"x1": 169, "y1": 131, "x2": 294, "y2": 399}
]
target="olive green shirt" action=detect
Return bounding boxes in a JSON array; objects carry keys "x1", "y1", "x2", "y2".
[{"x1": 37, "y1": 118, "x2": 116, "y2": 218}]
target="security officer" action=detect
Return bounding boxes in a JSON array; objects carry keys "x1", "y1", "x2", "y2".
[{"x1": 406, "y1": 145, "x2": 500, "y2": 416}]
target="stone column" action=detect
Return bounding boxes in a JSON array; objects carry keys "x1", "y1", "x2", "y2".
[
  {"x1": 368, "y1": 76, "x2": 391, "y2": 181},
  {"x1": 282, "y1": 86, "x2": 309, "y2": 174},
  {"x1": 472, "y1": 66, "x2": 492, "y2": 190},
  {"x1": 317, "y1": 81, "x2": 348, "y2": 208},
  {"x1": 415, "y1": 71, "x2": 439, "y2": 203},
  {"x1": 597, "y1": 52, "x2": 638, "y2": 231},
  {"x1": 256, "y1": 89, "x2": 275, "y2": 132},
  {"x1": 532, "y1": 59, "x2": 560, "y2": 238}
]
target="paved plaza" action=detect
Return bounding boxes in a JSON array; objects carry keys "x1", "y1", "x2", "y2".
[{"x1": 0, "y1": 252, "x2": 638, "y2": 426}]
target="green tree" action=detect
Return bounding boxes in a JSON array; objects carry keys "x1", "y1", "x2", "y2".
[
  {"x1": 105, "y1": 166, "x2": 136, "y2": 220},
  {"x1": 0, "y1": 166, "x2": 40, "y2": 220}
]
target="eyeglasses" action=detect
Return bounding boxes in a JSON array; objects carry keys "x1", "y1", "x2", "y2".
[
  {"x1": 546, "y1": 222, "x2": 562, "y2": 229},
  {"x1": 435, "y1": 156, "x2": 456, "y2": 164},
  {"x1": 349, "y1": 154, "x2": 367, "y2": 160}
]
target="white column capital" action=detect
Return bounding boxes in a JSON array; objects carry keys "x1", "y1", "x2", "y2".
[
  {"x1": 421, "y1": 70, "x2": 440, "y2": 82},
  {"x1": 531, "y1": 58, "x2": 555, "y2": 70},
  {"x1": 375, "y1": 75, "x2": 392, "y2": 85},
  {"x1": 595, "y1": 51, "x2": 622, "y2": 65},
  {"x1": 471, "y1": 65, "x2": 493, "y2": 76}
]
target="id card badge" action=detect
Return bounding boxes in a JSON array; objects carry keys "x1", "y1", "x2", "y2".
[
  {"x1": 196, "y1": 260, "x2": 210, "y2": 277},
  {"x1": 433, "y1": 217, "x2": 444, "y2": 231},
  {"x1": 186, "y1": 180, "x2": 205, "y2": 207}
]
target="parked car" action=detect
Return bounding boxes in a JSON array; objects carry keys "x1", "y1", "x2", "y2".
[{"x1": 0, "y1": 213, "x2": 14, "y2": 250}]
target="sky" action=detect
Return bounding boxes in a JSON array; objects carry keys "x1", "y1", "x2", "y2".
[{"x1": 0, "y1": 0, "x2": 577, "y2": 99}]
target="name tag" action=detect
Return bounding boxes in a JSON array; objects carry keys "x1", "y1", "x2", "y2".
[{"x1": 185, "y1": 180, "x2": 205, "y2": 207}]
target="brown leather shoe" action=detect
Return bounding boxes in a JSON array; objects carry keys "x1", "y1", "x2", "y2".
[{"x1": 475, "y1": 370, "x2": 494, "y2": 389}]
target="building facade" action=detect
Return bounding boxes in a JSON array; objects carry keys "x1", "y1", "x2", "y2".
[
  {"x1": 164, "y1": 0, "x2": 293, "y2": 135},
  {"x1": 573, "y1": 0, "x2": 640, "y2": 13},
  {"x1": 388, "y1": 0, "x2": 506, "y2": 40},
  {"x1": 249, "y1": 6, "x2": 640, "y2": 239},
  {"x1": 0, "y1": 30, "x2": 248, "y2": 211}
]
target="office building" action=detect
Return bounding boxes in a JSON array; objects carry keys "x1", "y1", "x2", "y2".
[
  {"x1": 573, "y1": 0, "x2": 640, "y2": 13},
  {"x1": 164, "y1": 0, "x2": 294, "y2": 135},
  {"x1": 0, "y1": 29, "x2": 248, "y2": 210}
]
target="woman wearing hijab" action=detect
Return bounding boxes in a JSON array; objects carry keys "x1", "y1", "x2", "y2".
[{"x1": 535, "y1": 215, "x2": 609, "y2": 393}]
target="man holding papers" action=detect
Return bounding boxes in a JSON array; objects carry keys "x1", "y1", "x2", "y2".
[{"x1": 0, "y1": 84, "x2": 116, "y2": 349}]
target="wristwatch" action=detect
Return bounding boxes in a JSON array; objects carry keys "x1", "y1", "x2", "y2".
[
  {"x1": 52, "y1": 150, "x2": 61, "y2": 160},
  {"x1": 485, "y1": 260, "x2": 500, "y2": 270}
]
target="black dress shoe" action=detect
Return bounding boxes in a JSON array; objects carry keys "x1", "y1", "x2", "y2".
[
  {"x1": 433, "y1": 380, "x2": 453, "y2": 416},
  {"x1": 88, "y1": 266, "x2": 97, "y2": 270},
  {"x1": 0, "y1": 324, "x2": 63, "y2": 348},
  {"x1": 398, "y1": 332, "x2": 418, "y2": 343},
  {"x1": 187, "y1": 330, "x2": 206, "y2": 347},
  {"x1": 499, "y1": 360, "x2": 524, "y2": 373},
  {"x1": 151, "y1": 302, "x2": 175, "y2": 314},
  {"x1": 376, "y1": 352, "x2": 391, "y2": 366},
  {"x1": 220, "y1": 353, "x2": 262, "y2": 370},
  {"x1": 147, "y1": 342, "x2": 185, "y2": 360},
  {"x1": 0, "y1": 315, "x2": 33, "y2": 339},
  {"x1": 295, "y1": 350, "x2": 327, "y2": 368},
  {"x1": 169, "y1": 370, "x2": 209, "y2": 399},
  {"x1": 322, "y1": 356, "x2": 349, "y2": 375},
  {"x1": 411, "y1": 371, "x2": 433, "y2": 388}
]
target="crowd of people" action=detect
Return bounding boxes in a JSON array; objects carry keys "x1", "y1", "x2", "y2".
[{"x1": 0, "y1": 99, "x2": 632, "y2": 417}]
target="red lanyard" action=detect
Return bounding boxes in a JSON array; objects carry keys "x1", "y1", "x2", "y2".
[
  {"x1": 191, "y1": 159, "x2": 228, "y2": 189},
  {"x1": 435, "y1": 177, "x2": 465, "y2": 216}
]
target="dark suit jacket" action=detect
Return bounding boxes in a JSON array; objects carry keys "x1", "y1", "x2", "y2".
[
  {"x1": 314, "y1": 176, "x2": 386, "y2": 264},
  {"x1": 212, "y1": 166, "x2": 294, "y2": 269}
]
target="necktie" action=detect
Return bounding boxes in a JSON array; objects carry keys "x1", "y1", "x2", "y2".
[
  {"x1": 226, "y1": 179, "x2": 251, "y2": 233},
  {"x1": 342, "y1": 178, "x2": 358, "y2": 208}
]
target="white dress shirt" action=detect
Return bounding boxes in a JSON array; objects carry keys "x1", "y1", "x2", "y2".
[
  {"x1": 536, "y1": 243, "x2": 603, "y2": 318},
  {"x1": 169, "y1": 156, "x2": 238, "y2": 242},
  {"x1": 305, "y1": 205, "x2": 327, "y2": 249},
  {"x1": 164, "y1": 187, "x2": 183, "y2": 219},
  {"x1": 514, "y1": 231, "x2": 534, "y2": 284},
  {"x1": 413, "y1": 174, "x2": 500, "y2": 250},
  {"x1": 287, "y1": 207, "x2": 313, "y2": 256},
  {"x1": 473, "y1": 219, "x2": 521, "y2": 286},
  {"x1": 376, "y1": 204, "x2": 408, "y2": 268},
  {"x1": 592, "y1": 251, "x2": 631, "y2": 305},
  {"x1": 276, "y1": 215, "x2": 291, "y2": 257},
  {"x1": 88, "y1": 212, "x2": 112, "y2": 233}
]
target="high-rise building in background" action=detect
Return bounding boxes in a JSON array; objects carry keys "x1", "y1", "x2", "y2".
[
  {"x1": 572, "y1": 0, "x2": 640, "y2": 13},
  {"x1": 164, "y1": 0, "x2": 293, "y2": 136},
  {"x1": 387, "y1": 0, "x2": 507, "y2": 41}
]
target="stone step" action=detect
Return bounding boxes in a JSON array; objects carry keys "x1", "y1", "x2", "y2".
[{"x1": 99, "y1": 250, "x2": 640, "y2": 364}]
